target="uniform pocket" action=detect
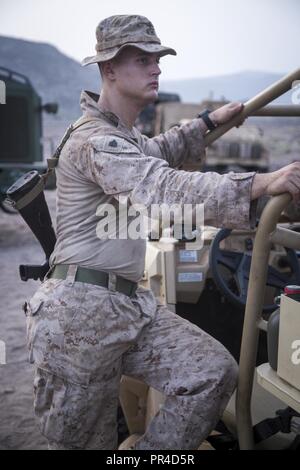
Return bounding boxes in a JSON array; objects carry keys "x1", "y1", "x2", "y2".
[
  {"x1": 24, "y1": 298, "x2": 44, "y2": 317},
  {"x1": 35, "y1": 353, "x2": 90, "y2": 448},
  {"x1": 39, "y1": 352, "x2": 90, "y2": 387}
]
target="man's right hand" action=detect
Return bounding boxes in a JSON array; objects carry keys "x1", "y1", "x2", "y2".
[
  {"x1": 209, "y1": 102, "x2": 244, "y2": 126},
  {"x1": 251, "y1": 162, "x2": 300, "y2": 202}
]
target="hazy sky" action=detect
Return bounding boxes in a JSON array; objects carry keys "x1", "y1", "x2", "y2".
[{"x1": 0, "y1": 0, "x2": 299, "y2": 80}]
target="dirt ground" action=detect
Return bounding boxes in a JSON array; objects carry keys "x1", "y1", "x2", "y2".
[{"x1": 0, "y1": 191, "x2": 56, "y2": 450}]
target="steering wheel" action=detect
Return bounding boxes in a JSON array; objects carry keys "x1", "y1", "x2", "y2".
[{"x1": 210, "y1": 228, "x2": 300, "y2": 312}]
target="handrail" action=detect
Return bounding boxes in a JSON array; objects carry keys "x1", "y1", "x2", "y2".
[
  {"x1": 204, "y1": 68, "x2": 300, "y2": 146},
  {"x1": 207, "y1": 68, "x2": 300, "y2": 449},
  {"x1": 236, "y1": 193, "x2": 300, "y2": 449},
  {"x1": 270, "y1": 226, "x2": 300, "y2": 251},
  {"x1": 252, "y1": 105, "x2": 300, "y2": 117}
]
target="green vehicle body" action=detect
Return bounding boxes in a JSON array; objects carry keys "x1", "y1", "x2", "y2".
[{"x1": 0, "y1": 67, "x2": 57, "y2": 210}]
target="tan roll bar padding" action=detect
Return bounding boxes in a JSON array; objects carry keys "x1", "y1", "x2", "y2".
[
  {"x1": 236, "y1": 193, "x2": 300, "y2": 449},
  {"x1": 270, "y1": 226, "x2": 300, "y2": 251},
  {"x1": 204, "y1": 68, "x2": 300, "y2": 147},
  {"x1": 253, "y1": 105, "x2": 300, "y2": 117}
]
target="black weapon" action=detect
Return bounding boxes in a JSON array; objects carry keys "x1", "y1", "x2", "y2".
[
  {"x1": 5, "y1": 117, "x2": 97, "y2": 282},
  {"x1": 6, "y1": 170, "x2": 56, "y2": 281}
]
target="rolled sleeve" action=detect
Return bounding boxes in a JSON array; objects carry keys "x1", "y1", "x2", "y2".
[{"x1": 139, "y1": 118, "x2": 207, "y2": 168}]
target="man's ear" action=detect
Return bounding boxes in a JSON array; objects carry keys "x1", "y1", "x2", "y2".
[{"x1": 101, "y1": 60, "x2": 116, "y2": 81}]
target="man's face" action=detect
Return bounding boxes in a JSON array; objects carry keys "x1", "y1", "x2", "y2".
[{"x1": 111, "y1": 47, "x2": 162, "y2": 106}]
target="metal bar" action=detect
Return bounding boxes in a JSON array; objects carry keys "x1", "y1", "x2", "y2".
[
  {"x1": 251, "y1": 105, "x2": 300, "y2": 117},
  {"x1": 270, "y1": 226, "x2": 300, "y2": 250},
  {"x1": 204, "y1": 68, "x2": 300, "y2": 146},
  {"x1": 236, "y1": 193, "x2": 291, "y2": 450}
]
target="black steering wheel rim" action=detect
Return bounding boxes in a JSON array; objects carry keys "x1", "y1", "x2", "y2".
[{"x1": 210, "y1": 228, "x2": 300, "y2": 313}]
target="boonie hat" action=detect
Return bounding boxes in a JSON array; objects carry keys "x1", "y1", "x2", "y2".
[{"x1": 82, "y1": 15, "x2": 176, "y2": 66}]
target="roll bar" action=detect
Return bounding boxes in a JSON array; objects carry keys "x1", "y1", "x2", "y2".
[
  {"x1": 236, "y1": 193, "x2": 300, "y2": 449},
  {"x1": 204, "y1": 68, "x2": 300, "y2": 146},
  {"x1": 252, "y1": 105, "x2": 300, "y2": 117},
  {"x1": 205, "y1": 68, "x2": 300, "y2": 448}
]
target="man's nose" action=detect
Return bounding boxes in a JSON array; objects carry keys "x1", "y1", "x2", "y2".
[{"x1": 151, "y1": 62, "x2": 161, "y2": 77}]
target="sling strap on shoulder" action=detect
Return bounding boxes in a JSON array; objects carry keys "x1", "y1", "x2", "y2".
[
  {"x1": 13, "y1": 117, "x2": 102, "y2": 211},
  {"x1": 46, "y1": 116, "x2": 102, "y2": 172}
]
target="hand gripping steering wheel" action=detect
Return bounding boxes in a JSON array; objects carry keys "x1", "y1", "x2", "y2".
[{"x1": 209, "y1": 228, "x2": 300, "y2": 312}]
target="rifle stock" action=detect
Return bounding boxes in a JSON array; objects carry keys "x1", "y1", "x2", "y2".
[{"x1": 6, "y1": 170, "x2": 56, "y2": 281}]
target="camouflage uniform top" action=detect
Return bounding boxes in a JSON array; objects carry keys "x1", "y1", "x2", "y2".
[{"x1": 50, "y1": 90, "x2": 256, "y2": 282}]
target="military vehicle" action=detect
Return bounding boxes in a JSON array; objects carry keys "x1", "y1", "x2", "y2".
[
  {"x1": 120, "y1": 69, "x2": 300, "y2": 450},
  {"x1": 0, "y1": 67, "x2": 57, "y2": 212},
  {"x1": 119, "y1": 193, "x2": 300, "y2": 450}
]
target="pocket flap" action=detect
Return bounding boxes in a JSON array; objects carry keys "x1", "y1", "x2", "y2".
[
  {"x1": 39, "y1": 353, "x2": 90, "y2": 388},
  {"x1": 26, "y1": 298, "x2": 44, "y2": 316}
]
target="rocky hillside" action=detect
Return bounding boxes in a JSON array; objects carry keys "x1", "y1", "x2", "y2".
[{"x1": 0, "y1": 35, "x2": 100, "y2": 120}]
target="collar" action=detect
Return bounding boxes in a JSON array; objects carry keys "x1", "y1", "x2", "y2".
[{"x1": 80, "y1": 90, "x2": 138, "y2": 140}]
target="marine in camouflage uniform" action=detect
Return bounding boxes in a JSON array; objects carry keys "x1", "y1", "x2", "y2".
[{"x1": 25, "y1": 15, "x2": 257, "y2": 450}]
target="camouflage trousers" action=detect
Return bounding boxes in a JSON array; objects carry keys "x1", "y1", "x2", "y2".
[{"x1": 25, "y1": 271, "x2": 238, "y2": 450}]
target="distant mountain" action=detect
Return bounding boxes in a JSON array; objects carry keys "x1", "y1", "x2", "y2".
[
  {"x1": 0, "y1": 35, "x2": 294, "y2": 121},
  {"x1": 0, "y1": 35, "x2": 100, "y2": 120},
  {"x1": 160, "y1": 70, "x2": 293, "y2": 105}
]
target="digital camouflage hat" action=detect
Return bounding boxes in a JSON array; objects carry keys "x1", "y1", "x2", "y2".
[{"x1": 82, "y1": 15, "x2": 177, "y2": 66}]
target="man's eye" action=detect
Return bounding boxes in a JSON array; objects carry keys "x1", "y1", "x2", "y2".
[
  {"x1": 139, "y1": 57, "x2": 148, "y2": 65},
  {"x1": 137, "y1": 56, "x2": 160, "y2": 65}
]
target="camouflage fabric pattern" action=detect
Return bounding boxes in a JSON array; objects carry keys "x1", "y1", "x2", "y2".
[
  {"x1": 26, "y1": 273, "x2": 238, "y2": 449},
  {"x1": 82, "y1": 15, "x2": 176, "y2": 66}
]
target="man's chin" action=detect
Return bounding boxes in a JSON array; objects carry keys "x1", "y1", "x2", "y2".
[
  {"x1": 134, "y1": 90, "x2": 158, "y2": 110},
  {"x1": 144, "y1": 90, "x2": 159, "y2": 104}
]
